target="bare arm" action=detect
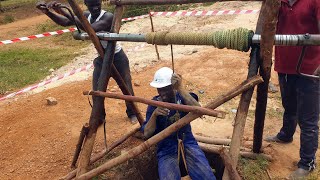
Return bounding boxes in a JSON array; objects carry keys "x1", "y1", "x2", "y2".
[
  {"x1": 172, "y1": 74, "x2": 200, "y2": 107},
  {"x1": 36, "y1": 1, "x2": 73, "y2": 27}
]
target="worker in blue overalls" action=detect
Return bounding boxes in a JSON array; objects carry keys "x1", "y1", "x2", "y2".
[{"x1": 141, "y1": 67, "x2": 216, "y2": 180}]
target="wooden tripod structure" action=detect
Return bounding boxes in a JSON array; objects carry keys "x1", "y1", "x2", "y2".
[{"x1": 64, "y1": 0, "x2": 281, "y2": 179}]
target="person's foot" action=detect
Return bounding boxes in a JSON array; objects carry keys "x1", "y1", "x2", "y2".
[
  {"x1": 264, "y1": 135, "x2": 292, "y2": 143},
  {"x1": 288, "y1": 168, "x2": 310, "y2": 180},
  {"x1": 129, "y1": 115, "x2": 138, "y2": 124}
]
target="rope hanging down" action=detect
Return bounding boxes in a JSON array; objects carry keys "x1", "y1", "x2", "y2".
[{"x1": 146, "y1": 28, "x2": 254, "y2": 52}]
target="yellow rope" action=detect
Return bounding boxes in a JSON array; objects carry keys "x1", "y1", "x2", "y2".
[{"x1": 145, "y1": 28, "x2": 253, "y2": 52}]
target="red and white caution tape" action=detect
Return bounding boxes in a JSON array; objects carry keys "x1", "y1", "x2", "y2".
[
  {"x1": 150, "y1": 9, "x2": 259, "y2": 17},
  {"x1": 0, "y1": 27, "x2": 77, "y2": 45},
  {"x1": 0, "y1": 10, "x2": 259, "y2": 46},
  {"x1": 0, "y1": 63, "x2": 93, "y2": 101},
  {"x1": 0, "y1": 43, "x2": 150, "y2": 101}
]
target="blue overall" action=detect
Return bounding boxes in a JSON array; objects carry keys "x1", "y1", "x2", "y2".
[{"x1": 141, "y1": 93, "x2": 216, "y2": 180}]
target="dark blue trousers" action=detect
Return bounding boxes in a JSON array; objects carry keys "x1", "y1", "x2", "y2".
[
  {"x1": 93, "y1": 49, "x2": 135, "y2": 118},
  {"x1": 276, "y1": 73, "x2": 319, "y2": 171}
]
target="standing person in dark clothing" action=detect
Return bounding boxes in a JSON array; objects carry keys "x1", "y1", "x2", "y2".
[
  {"x1": 264, "y1": 0, "x2": 320, "y2": 179},
  {"x1": 36, "y1": 0, "x2": 138, "y2": 124}
]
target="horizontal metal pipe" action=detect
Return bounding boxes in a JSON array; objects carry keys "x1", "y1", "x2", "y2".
[
  {"x1": 73, "y1": 32, "x2": 320, "y2": 46},
  {"x1": 110, "y1": 0, "x2": 260, "y2": 5}
]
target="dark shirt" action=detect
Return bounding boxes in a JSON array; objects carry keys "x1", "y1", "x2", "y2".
[{"x1": 141, "y1": 93, "x2": 199, "y2": 159}]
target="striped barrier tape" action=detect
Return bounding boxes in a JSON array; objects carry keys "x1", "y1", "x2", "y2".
[
  {"x1": 0, "y1": 10, "x2": 259, "y2": 46},
  {"x1": 0, "y1": 43, "x2": 149, "y2": 102}
]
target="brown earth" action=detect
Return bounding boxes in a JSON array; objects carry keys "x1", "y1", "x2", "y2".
[{"x1": 0, "y1": 1, "x2": 319, "y2": 180}]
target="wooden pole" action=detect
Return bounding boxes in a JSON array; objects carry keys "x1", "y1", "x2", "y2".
[
  {"x1": 62, "y1": 125, "x2": 140, "y2": 180},
  {"x1": 219, "y1": 148, "x2": 241, "y2": 180},
  {"x1": 71, "y1": 123, "x2": 89, "y2": 168},
  {"x1": 149, "y1": 11, "x2": 160, "y2": 61},
  {"x1": 75, "y1": 76, "x2": 263, "y2": 180},
  {"x1": 110, "y1": 0, "x2": 261, "y2": 6},
  {"x1": 198, "y1": 143, "x2": 273, "y2": 162},
  {"x1": 84, "y1": 91, "x2": 226, "y2": 118},
  {"x1": 253, "y1": 0, "x2": 280, "y2": 153}
]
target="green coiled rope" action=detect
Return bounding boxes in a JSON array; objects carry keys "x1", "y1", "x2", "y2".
[{"x1": 145, "y1": 28, "x2": 254, "y2": 52}]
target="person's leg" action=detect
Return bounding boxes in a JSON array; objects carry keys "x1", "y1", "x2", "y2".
[
  {"x1": 296, "y1": 76, "x2": 319, "y2": 171},
  {"x1": 184, "y1": 144, "x2": 216, "y2": 180},
  {"x1": 92, "y1": 56, "x2": 106, "y2": 120},
  {"x1": 275, "y1": 73, "x2": 299, "y2": 142},
  {"x1": 113, "y1": 50, "x2": 136, "y2": 119},
  {"x1": 158, "y1": 153, "x2": 181, "y2": 180}
]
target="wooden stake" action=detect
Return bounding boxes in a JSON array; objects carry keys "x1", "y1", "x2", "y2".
[
  {"x1": 219, "y1": 148, "x2": 241, "y2": 180},
  {"x1": 149, "y1": 11, "x2": 160, "y2": 61},
  {"x1": 75, "y1": 76, "x2": 263, "y2": 180},
  {"x1": 253, "y1": 0, "x2": 280, "y2": 153},
  {"x1": 62, "y1": 125, "x2": 140, "y2": 180},
  {"x1": 71, "y1": 123, "x2": 89, "y2": 168},
  {"x1": 84, "y1": 91, "x2": 226, "y2": 118}
]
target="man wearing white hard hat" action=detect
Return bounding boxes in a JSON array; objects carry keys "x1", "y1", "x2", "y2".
[{"x1": 141, "y1": 67, "x2": 216, "y2": 180}]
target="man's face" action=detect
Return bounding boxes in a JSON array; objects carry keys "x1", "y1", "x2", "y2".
[
  {"x1": 84, "y1": 0, "x2": 101, "y2": 18},
  {"x1": 157, "y1": 85, "x2": 175, "y2": 103}
]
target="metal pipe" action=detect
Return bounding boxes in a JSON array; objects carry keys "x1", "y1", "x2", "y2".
[
  {"x1": 110, "y1": 0, "x2": 260, "y2": 6},
  {"x1": 73, "y1": 32, "x2": 320, "y2": 46}
]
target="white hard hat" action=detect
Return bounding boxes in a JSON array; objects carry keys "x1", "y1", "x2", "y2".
[{"x1": 150, "y1": 67, "x2": 173, "y2": 88}]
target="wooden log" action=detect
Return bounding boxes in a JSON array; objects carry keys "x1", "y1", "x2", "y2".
[
  {"x1": 75, "y1": 76, "x2": 263, "y2": 180},
  {"x1": 194, "y1": 135, "x2": 270, "y2": 150},
  {"x1": 253, "y1": 0, "x2": 280, "y2": 153},
  {"x1": 62, "y1": 125, "x2": 140, "y2": 180},
  {"x1": 149, "y1": 11, "x2": 160, "y2": 61},
  {"x1": 110, "y1": 0, "x2": 261, "y2": 6},
  {"x1": 198, "y1": 143, "x2": 273, "y2": 162},
  {"x1": 194, "y1": 135, "x2": 231, "y2": 146},
  {"x1": 219, "y1": 148, "x2": 241, "y2": 180},
  {"x1": 71, "y1": 123, "x2": 89, "y2": 168},
  {"x1": 84, "y1": 91, "x2": 226, "y2": 118}
]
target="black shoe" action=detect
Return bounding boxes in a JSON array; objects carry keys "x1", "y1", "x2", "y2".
[{"x1": 264, "y1": 135, "x2": 292, "y2": 143}]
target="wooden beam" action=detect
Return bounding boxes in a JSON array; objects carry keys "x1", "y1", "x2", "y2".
[
  {"x1": 253, "y1": 0, "x2": 281, "y2": 153},
  {"x1": 84, "y1": 91, "x2": 226, "y2": 118},
  {"x1": 110, "y1": 0, "x2": 261, "y2": 6},
  {"x1": 71, "y1": 123, "x2": 89, "y2": 168},
  {"x1": 75, "y1": 76, "x2": 263, "y2": 180}
]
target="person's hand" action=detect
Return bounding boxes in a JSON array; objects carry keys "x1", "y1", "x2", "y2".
[
  {"x1": 313, "y1": 66, "x2": 320, "y2": 76},
  {"x1": 153, "y1": 107, "x2": 170, "y2": 117},
  {"x1": 171, "y1": 73, "x2": 183, "y2": 91},
  {"x1": 47, "y1": 1, "x2": 63, "y2": 14},
  {"x1": 36, "y1": 1, "x2": 49, "y2": 14}
]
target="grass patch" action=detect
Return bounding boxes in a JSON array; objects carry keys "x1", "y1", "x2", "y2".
[
  {"x1": 1, "y1": 14, "x2": 14, "y2": 23},
  {"x1": 239, "y1": 156, "x2": 270, "y2": 180},
  {"x1": 0, "y1": 47, "x2": 75, "y2": 94}
]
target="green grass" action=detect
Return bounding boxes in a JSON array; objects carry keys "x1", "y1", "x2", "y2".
[
  {"x1": 238, "y1": 156, "x2": 270, "y2": 180},
  {"x1": 0, "y1": 47, "x2": 72, "y2": 94}
]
